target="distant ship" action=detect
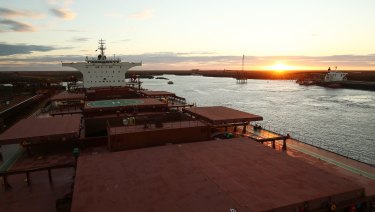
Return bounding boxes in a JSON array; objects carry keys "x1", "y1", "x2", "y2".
[
  {"x1": 324, "y1": 66, "x2": 347, "y2": 82},
  {"x1": 62, "y1": 39, "x2": 142, "y2": 88},
  {"x1": 297, "y1": 67, "x2": 375, "y2": 91}
]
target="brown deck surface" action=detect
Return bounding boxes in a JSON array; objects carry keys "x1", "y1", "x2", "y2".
[
  {"x1": 0, "y1": 146, "x2": 109, "y2": 212},
  {"x1": 0, "y1": 114, "x2": 82, "y2": 144},
  {"x1": 109, "y1": 120, "x2": 206, "y2": 134},
  {"x1": 50, "y1": 108, "x2": 82, "y2": 116},
  {"x1": 183, "y1": 106, "x2": 263, "y2": 125},
  {"x1": 72, "y1": 138, "x2": 363, "y2": 211},
  {"x1": 285, "y1": 138, "x2": 375, "y2": 196},
  {"x1": 0, "y1": 168, "x2": 74, "y2": 212},
  {"x1": 139, "y1": 90, "x2": 176, "y2": 97},
  {"x1": 50, "y1": 91, "x2": 84, "y2": 101}
]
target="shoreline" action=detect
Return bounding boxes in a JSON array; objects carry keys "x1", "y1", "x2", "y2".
[{"x1": 1, "y1": 70, "x2": 375, "y2": 83}]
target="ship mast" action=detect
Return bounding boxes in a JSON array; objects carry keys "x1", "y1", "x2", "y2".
[{"x1": 98, "y1": 39, "x2": 106, "y2": 59}]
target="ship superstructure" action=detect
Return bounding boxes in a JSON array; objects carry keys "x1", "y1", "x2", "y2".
[
  {"x1": 324, "y1": 66, "x2": 347, "y2": 82},
  {"x1": 62, "y1": 39, "x2": 141, "y2": 88}
]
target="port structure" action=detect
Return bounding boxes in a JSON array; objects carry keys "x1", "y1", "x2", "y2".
[{"x1": 236, "y1": 55, "x2": 247, "y2": 84}]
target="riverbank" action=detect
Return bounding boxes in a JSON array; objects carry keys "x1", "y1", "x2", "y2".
[
  {"x1": 2, "y1": 70, "x2": 375, "y2": 83},
  {"x1": 142, "y1": 76, "x2": 375, "y2": 166}
]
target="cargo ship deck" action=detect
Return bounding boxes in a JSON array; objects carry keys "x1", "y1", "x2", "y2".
[{"x1": 1, "y1": 84, "x2": 374, "y2": 211}]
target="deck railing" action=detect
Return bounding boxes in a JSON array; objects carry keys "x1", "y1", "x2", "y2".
[
  {"x1": 251, "y1": 122, "x2": 375, "y2": 167},
  {"x1": 0, "y1": 163, "x2": 75, "y2": 191}
]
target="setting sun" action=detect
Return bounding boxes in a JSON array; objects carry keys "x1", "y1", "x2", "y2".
[{"x1": 269, "y1": 63, "x2": 294, "y2": 73}]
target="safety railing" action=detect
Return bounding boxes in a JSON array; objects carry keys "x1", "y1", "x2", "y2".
[{"x1": 250, "y1": 122, "x2": 375, "y2": 166}]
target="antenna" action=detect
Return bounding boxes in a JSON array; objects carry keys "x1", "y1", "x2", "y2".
[{"x1": 98, "y1": 39, "x2": 106, "y2": 58}]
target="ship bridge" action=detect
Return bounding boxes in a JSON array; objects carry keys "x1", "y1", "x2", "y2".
[{"x1": 62, "y1": 39, "x2": 142, "y2": 88}]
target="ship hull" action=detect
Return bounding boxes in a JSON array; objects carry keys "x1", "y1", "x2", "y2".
[{"x1": 316, "y1": 80, "x2": 375, "y2": 91}]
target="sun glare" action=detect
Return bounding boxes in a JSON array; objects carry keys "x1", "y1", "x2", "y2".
[{"x1": 270, "y1": 63, "x2": 292, "y2": 73}]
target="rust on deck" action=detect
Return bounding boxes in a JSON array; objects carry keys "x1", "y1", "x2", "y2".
[
  {"x1": 72, "y1": 138, "x2": 365, "y2": 212},
  {"x1": 108, "y1": 120, "x2": 210, "y2": 151},
  {"x1": 108, "y1": 121, "x2": 205, "y2": 134},
  {"x1": 0, "y1": 114, "x2": 82, "y2": 144},
  {"x1": 183, "y1": 106, "x2": 263, "y2": 125},
  {"x1": 50, "y1": 91, "x2": 85, "y2": 101}
]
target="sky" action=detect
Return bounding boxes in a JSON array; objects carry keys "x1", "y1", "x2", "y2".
[{"x1": 0, "y1": 0, "x2": 375, "y2": 71}]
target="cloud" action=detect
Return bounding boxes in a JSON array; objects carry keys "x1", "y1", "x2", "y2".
[
  {"x1": 50, "y1": 8, "x2": 75, "y2": 20},
  {"x1": 0, "y1": 53, "x2": 374, "y2": 71},
  {"x1": 121, "y1": 53, "x2": 375, "y2": 70},
  {"x1": 0, "y1": 7, "x2": 40, "y2": 32},
  {"x1": 48, "y1": 0, "x2": 75, "y2": 20},
  {"x1": 69, "y1": 37, "x2": 90, "y2": 42},
  {"x1": 0, "y1": 7, "x2": 44, "y2": 19},
  {"x1": 0, "y1": 43, "x2": 57, "y2": 56},
  {"x1": 48, "y1": 0, "x2": 74, "y2": 6},
  {"x1": 0, "y1": 19, "x2": 35, "y2": 32},
  {"x1": 54, "y1": 29, "x2": 87, "y2": 32},
  {"x1": 128, "y1": 9, "x2": 153, "y2": 20},
  {"x1": 176, "y1": 51, "x2": 218, "y2": 56},
  {"x1": 246, "y1": 55, "x2": 375, "y2": 70}
]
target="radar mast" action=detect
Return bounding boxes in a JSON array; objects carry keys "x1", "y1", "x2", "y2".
[{"x1": 98, "y1": 39, "x2": 106, "y2": 60}]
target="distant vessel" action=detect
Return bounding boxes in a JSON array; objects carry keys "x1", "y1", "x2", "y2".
[
  {"x1": 168, "y1": 81, "x2": 174, "y2": 84},
  {"x1": 324, "y1": 66, "x2": 347, "y2": 82},
  {"x1": 297, "y1": 67, "x2": 375, "y2": 91},
  {"x1": 62, "y1": 39, "x2": 142, "y2": 88}
]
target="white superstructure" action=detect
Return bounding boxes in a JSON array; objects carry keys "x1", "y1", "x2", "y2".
[
  {"x1": 62, "y1": 39, "x2": 141, "y2": 88},
  {"x1": 324, "y1": 67, "x2": 347, "y2": 82}
]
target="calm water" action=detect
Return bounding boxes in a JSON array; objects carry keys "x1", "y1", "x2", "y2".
[{"x1": 142, "y1": 75, "x2": 375, "y2": 165}]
